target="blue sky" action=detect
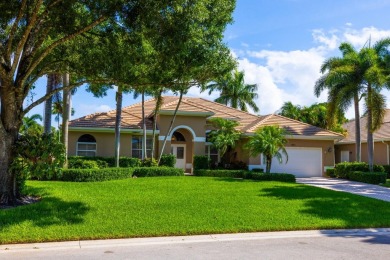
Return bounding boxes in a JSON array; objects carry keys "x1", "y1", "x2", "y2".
[{"x1": 28, "y1": 0, "x2": 390, "y2": 122}]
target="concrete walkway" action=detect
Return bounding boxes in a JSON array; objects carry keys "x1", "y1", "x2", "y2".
[{"x1": 297, "y1": 177, "x2": 390, "y2": 202}]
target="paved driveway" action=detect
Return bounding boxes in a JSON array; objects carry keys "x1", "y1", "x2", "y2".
[{"x1": 297, "y1": 177, "x2": 390, "y2": 202}]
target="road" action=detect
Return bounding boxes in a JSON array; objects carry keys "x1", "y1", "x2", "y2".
[{"x1": 1, "y1": 229, "x2": 390, "y2": 260}]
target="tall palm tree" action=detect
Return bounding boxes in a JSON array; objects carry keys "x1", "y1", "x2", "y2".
[
  {"x1": 315, "y1": 38, "x2": 390, "y2": 170},
  {"x1": 20, "y1": 114, "x2": 43, "y2": 135},
  {"x1": 43, "y1": 74, "x2": 61, "y2": 134},
  {"x1": 279, "y1": 102, "x2": 302, "y2": 121},
  {"x1": 205, "y1": 70, "x2": 259, "y2": 113},
  {"x1": 245, "y1": 125, "x2": 288, "y2": 173}
]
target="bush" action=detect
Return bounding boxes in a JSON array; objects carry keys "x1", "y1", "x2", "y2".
[
  {"x1": 383, "y1": 165, "x2": 390, "y2": 179},
  {"x1": 348, "y1": 171, "x2": 387, "y2": 184},
  {"x1": 194, "y1": 169, "x2": 246, "y2": 178},
  {"x1": 227, "y1": 161, "x2": 248, "y2": 170},
  {"x1": 193, "y1": 155, "x2": 210, "y2": 170},
  {"x1": 133, "y1": 167, "x2": 184, "y2": 177},
  {"x1": 141, "y1": 158, "x2": 158, "y2": 167},
  {"x1": 326, "y1": 168, "x2": 335, "y2": 177},
  {"x1": 59, "y1": 168, "x2": 134, "y2": 182},
  {"x1": 68, "y1": 156, "x2": 141, "y2": 168},
  {"x1": 334, "y1": 162, "x2": 385, "y2": 178},
  {"x1": 246, "y1": 172, "x2": 296, "y2": 183},
  {"x1": 159, "y1": 154, "x2": 176, "y2": 167},
  {"x1": 68, "y1": 159, "x2": 100, "y2": 169},
  {"x1": 251, "y1": 168, "x2": 264, "y2": 173}
]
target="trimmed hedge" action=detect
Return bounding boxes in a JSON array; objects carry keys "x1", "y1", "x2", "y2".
[
  {"x1": 59, "y1": 168, "x2": 134, "y2": 182},
  {"x1": 159, "y1": 154, "x2": 176, "y2": 167},
  {"x1": 133, "y1": 167, "x2": 184, "y2": 177},
  {"x1": 383, "y1": 165, "x2": 390, "y2": 179},
  {"x1": 194, "y1": 169, "x2": 246, "y2": 178},
  {"x1": 68, "y1": 159, "x2": 102, "y2": 169},
  {"x1": 251, "y1": 168, "x2": 264, "y2": 173},
  {"x1": 193, "y1": 169, "x2": 296, "y2": 183},
  {"x1": 326, "y1": 168, "x2": 335, "y2": 177},
  {"x1": 348, "y1": 171, "x2": 387, "y2": 184},
  {"x1": 193, "y1": 155, "x2": 210, "y2": 170},
  {"x1": 334, "y1": 162, "x2": 385, "y2": 178},
  {"x1": 68, "y1": 156, "x2": 141, "y2": 168}
]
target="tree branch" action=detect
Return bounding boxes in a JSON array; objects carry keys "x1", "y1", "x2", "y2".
[{"x1": 10, "y1": 0, "x2": 43, "y2": 76}]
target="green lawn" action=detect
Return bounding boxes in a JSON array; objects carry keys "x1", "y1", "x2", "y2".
[{"x1": 1, "y1": 176, "x2": 390, "y2": 244}]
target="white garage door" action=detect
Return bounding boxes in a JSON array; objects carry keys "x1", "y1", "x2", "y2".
[{"x1": 270, "y1": 147, "x2": 322, "y2": 177}]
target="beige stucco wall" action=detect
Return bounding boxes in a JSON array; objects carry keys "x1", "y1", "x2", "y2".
[
  {"x1": 335, "y1": 141, "x2": 390, "y2": 165},
  {"x1": 158, "y1": 115, "x2": 206, "y2": 138}
]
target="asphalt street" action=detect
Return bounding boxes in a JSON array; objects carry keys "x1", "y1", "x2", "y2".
[{"x1": 1, "y1": 229, "x2": 390, "y2": 260}]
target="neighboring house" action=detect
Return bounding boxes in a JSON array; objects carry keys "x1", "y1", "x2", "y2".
[
  {"x1": 335, "y1": 109, "x2": 390, "y2": 165},
  {"x1": 68, "y1": 96, "x2": 343, "y2": 177}
]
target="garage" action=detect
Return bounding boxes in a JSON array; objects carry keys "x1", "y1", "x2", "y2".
[{"x1": 270, "y1": 147, "x2": 322, "y2": 177}]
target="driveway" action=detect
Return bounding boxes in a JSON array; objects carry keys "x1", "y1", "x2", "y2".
[{"x1": 297, "y1": 177, "x2": 390, "y2": 202}]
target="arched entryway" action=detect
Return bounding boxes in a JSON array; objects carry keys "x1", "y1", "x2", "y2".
[{"x1": 169, "y1": 126, "x2": 195, "y2": 171}]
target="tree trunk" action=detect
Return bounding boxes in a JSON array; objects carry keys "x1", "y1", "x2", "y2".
[
  {"x1": 266, "y1": 157, "x2": 271, "y2": 173},
  {"x1": 158, "y1": 90, "x2": 184, "y2": 164},
  {"x1": 367, "y1": 85, "x2": 374, "y2": 172},
  {"x1": 142, "y1": 90, "x2": 147, "y2": 160},
  {"x1": 114, "y1": 87, "x2": 123, "y2": 167},
  {"x1": 151, "y1": 89, "x2": 163, "y2": 159},
  {"x1": 44, "y1": 74, "x2": 54, "y2": 134},
  {"x1": 353, "y1": 93, "x2": 361, "y2": 162},
  {"x1": 61, "y1": 73, "x2": 70, "y2": 168}
]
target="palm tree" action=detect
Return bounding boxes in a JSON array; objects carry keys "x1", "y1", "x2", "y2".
[
  {"x1": 208, "y1": 118, "x2": 241, "y2": 164},
  {"x1": 20, "y1": 114, "x2": 43, "y2": 135},
  {"x1": 43, "y1": 74, "x2": 61, "y2": 134},
  {"x1": 205, "y1": 70, "x2": 259, "y2": 113},
  {"x1": 315, "y1": 38, "x2": 390, "y2": 170},
  {"x1": 279, "y1": 102, "x2": 302, "y2": 121},
  {"x1": 245, "y1": 125, "x2": 288, "y2": 173}
]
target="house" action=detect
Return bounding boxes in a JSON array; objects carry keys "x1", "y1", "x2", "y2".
[
  {"x1": 68, "y1": 96, "x2": 343, "y2": 177},
  {"x1": 335, "y1": 109, "x2": 390, "y2": 165}
]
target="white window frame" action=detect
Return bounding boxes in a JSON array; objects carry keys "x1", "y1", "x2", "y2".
[
  {"x1": 131, "y1": 136, "x2": 153, "y2": 158},
  {"x1": 205, "y1": 142, "x2": 220, "y2": 164},
  {"x1": 76, "y1": 142, "x2": 97, "y2": 157}
]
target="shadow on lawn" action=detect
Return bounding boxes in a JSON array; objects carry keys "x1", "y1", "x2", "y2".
[
  {"x1": 261, "y1": 184, "x2": 390, "y2": 245},
  {"x1": 0, "y1": 187, "x2": 89, "y2": 232}
]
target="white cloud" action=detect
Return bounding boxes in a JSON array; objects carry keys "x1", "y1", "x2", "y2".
[
  {"x1": 74, "y1": 104, "x2": 112, "y2": 119},
  {"x1": 235, "y1": 26, "x2": 390, "y2": 119}
]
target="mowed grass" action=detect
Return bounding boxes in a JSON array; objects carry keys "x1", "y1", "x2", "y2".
[{"x1": 1, "y1": 176, "x2": 390, "y2": 244}]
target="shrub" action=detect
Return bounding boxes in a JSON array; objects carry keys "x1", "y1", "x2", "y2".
[
  {"x1": 159, "y1": 154, "x2": 176, "y2": 167},
  {"x1": 68, "y1": 159, "x2": 100, "y2": 169},
  {"x1": 334, "y1": 162, "x2": 385, "y2": 178},
  {"x1": 326, "y1": 168, "x2": 335, "y2": 177},
  {"x1": 247, "y1": 172, "x2": 296, "y2": 183},
  {"x1": 348, "y1": 171, "x2": 387, "y2": 185},
  {"x1": 133, "y1": 167, "x2": 184, "y2": 177},
  {"x1": 383, "y1": 165, "x2": 390, "y2": 179},
  {"x1": 141, "y1": 158, "x2": 158, "y2": 167},
  {"x1": 68, "y1": 156, "x2": 140, "y2": 168},
  {"x1": 59, "y1": 168, "x2": 134, "y2": 182},
  {"x1": 227, "y1": 161, "x2": 248, "y2": 170},
  {"x1": 193, "y1": 155, "x2": 210, "y2": 170},
  {"x1": 193, "y1": 169, "x2": 246, "y2": 178},
  {"x1": 118, "y1": 157, "x2": 141, "y2": 167},
  {"x1": 251, "y1": 168, "x2": 264, "y2": 173}
]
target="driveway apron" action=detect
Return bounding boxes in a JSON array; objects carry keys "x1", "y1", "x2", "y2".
[{"x1": 297, "y1": 177, "x2": 390, "y2": 202}]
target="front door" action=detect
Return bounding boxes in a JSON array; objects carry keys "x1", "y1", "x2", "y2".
[{"x1": 171, "y1": 144, "x2": 186, "y2": 169}]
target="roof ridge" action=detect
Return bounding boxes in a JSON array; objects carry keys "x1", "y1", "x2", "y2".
[
  {"x1": 243, "y1": 114, "x2": 273, "y2": 132},
  {"x1": 195, "y1": 97, "x2": 253, "y2": 119}
]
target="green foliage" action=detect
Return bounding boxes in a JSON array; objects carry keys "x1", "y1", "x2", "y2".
[
  {"x1": 68, "y1": 156, "x2": 140, "y2": 168},
  {"x1": 159, "y1": 154, "x2": 176, "y2": 167},
  {"x1": 348, "y1": 171, "x2": 387, "y2": 185},
  {"x1": 19, "y1": 114, "x2": 43, "y2": 135},
  {"x1": 326, "y1": 168, "x2": 336, "y2": 177},
  {"x1": 227, "y1": 161, "x2": 248, "y2": 170},
  {"x1": 141, "y1": 158, "x2": 158, "y2": 167},
  {"x1": 245, "y1": 125, "x2": 288, "y2": 173},
  {"x1": 208, "y1": 118, "x2": 241, "y2": 159},
  {"x1": 12, "y1": 133, "x2": 65, "y2": 181},
  {"x1": 383, "y1": 165, "x2": 390, "y2": 179},
  {"x1": 68, "y1": 159, "x2": 100, "y2": 169},
  {"x1": 194, "y1": 169, "x2": 246, "y2": 178},
  {"x1": 193, "y1": 155, "x2": 210, "y2": 170},
  {"x1": 279, "y1": 102, "x2": 347, "y2": 134},
  {"x1": 251, "y1": 168, "x2": 264, "y2": 173},
  {"x1": 133, "y1": 167, "x2": 184, "y2": 177},
  {"x1": 59, "y1": 168, "x2": 134, "y2": 182},
  {"x1": 246, "y1": 172, "x2": 296, "y2": 183},
  {"x1": 193, "y1": 169, "x2": 295, "y2": 183},
  {"x1": 334, "y1": 162, "x2": 385, "y2": 178}
]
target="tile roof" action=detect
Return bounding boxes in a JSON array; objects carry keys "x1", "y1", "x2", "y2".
[
  {"x1": 69, "y1": 96, "x2": 342, "y2": 138},
  {"x1": 337, "y1": 109, "x2": 390, "y2": 143}
]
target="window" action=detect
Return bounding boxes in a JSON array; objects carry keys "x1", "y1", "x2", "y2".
[
  {"x1": 132, "y1": 136, "x2": 152, "y2": 158},
  {"x1": 205, "y1": 144, "x2": 219, "y2": 166},
  {"x1": 77, "y1": 134, "x2": 97, "y2": 156},
  {"x1": 171, "y1": 131, "x2": 186, "y2": 142}
]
